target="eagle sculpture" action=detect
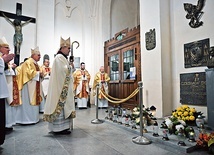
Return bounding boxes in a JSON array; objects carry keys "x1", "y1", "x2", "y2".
[{"x1": 184, "y1": 0, "x2": 205, "y2": 28}]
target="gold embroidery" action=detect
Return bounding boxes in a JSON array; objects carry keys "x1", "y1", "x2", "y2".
[{"x1": 43, "y1": 66, "x2": 75, "y2": 122}]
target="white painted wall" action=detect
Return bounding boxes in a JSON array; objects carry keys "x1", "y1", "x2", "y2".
[
  {"x1": 139, "y1": 0, "x2": 214, "y2": 118},
  {"x1": 110, "y1": 0, "x2": 139, "y2": 38},
  {"x1": 37, "y1": 0, "x2": 55, "y2": 64},
  {"x1": 140, "y1": 0, "x2": 168, "y2": 117},
  {"x1": 170, "y1": 0, "x2": 214, "y2": 118}
]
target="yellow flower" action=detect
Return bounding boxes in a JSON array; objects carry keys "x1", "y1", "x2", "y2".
[
  {"x1": 189, "y1": 115, "x2": 195, "y2": 121},
  {"x1": 183, "y1": 111, "x2": 189, "y2": 116},
  {"x1": 177, "y1": 107, "x2": 182, "y2": 111},
  {"x1": 182, "y1": 117, "x2": 186, "y2": 121},
  {"x1": 189, "y1": 112, "x2": 193, "y2": 116},
  {"x1": 182, "y1": 105, "x2": 188, "y2": 109},
  {"x1": 178, "y1": 112, "x2": 182, "y2": 116},
  {"x1": 186, "y1": 107, "x2": 190, "y2": 112},
  {"x1": 185, "y1": 116, "x2": 190, "y2": 121},
  {"x1": 172, "y1": 112, "x2": 176, "y2": 117},
  {"x1": 190, "y1": 108, "x2": 196, "y2": 113},
  {"x1": 180, "y1": 106, "x2": 184, "y2": 111}
]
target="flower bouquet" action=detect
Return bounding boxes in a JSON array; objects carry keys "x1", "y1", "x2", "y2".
[
  {"x1": 162, "y1": 117, "x2": 187, "y2": 135},
  {"x1": 196, "y1": 132, "x2": 214, "y2": 154},
  {"x1": 132, "y1": 106, "x2": 156, "y2": 126},
  {"x1": 162, "y1": 105, "x2": 203, "y2": 136},
  {"x1": 171, "y1": 105, "x2": 203, "y2": 126}
]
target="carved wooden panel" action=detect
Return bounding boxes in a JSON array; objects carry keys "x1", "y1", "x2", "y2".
[{"x1": 104, "y1": 25, "x2": 141, "y2": 109}]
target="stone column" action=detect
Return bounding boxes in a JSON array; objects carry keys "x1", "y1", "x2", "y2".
[{"x1": 205, "y1": 68, "x2": 214, "y2": 129}]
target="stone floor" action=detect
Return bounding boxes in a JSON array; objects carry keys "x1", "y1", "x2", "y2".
[{"x1": 0, "y1": 105, "x2": 210, "y2": 155}]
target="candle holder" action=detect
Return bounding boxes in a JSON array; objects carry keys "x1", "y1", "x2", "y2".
[
  {"x1": 199, "y1": 124, "x2": 206, "y2": 134},
  {"x1": 161, "y1": 123, "x2": 169, "y2": 141},
  {"x1": 117, "y1": 106, "x2": 122, "y2": 116},
  {"x1": 177, "y1": 127, "x2": 186, "y2": 146},
  {"x1": 109, "y1": 108, "x2": 113, "y2": 121},
  {"x1": 150, "y1": 105, "x2": 157, "y2": 120},
  {"x1": 113, "y1": 112, "x2": 117, "y2": 123},
  {"x1": 152, "y1": 121, "x2": 159, "y2": 137},
  {"x1": 125, "y1": 114, "x2": 130, "y2": 127},
  {"x1": 117, "y1": 114, "x2": 122, "y2": 124},
  {"x1": 109, "y1": 107, "x2": 115, "y2": 121},
  {"x1": 131, "y1": 116, "x2": 137, "y2": 129},
  {"x1": 105, "y1": 110, "x2": 109, "y2": 119},
  {"x1": 122, "y1": 108, "x2": 127, "y2": 115},
  {"x1": 196, "y1": 115, "x2": 205, "y2": 128},
  {"x1": 127, "y1": 108, "x2": 131, "y2": 115},
  {"x1": 142, "y1": 116, "x2": 148, "y2": 133},
  {"x1": 188, "y1": 127, "x2": 196, "y2": 142}
]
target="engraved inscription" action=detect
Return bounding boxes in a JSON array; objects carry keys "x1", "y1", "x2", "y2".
[{"x1": 180, "y1": 72, "x2": 206, "y2": 106}]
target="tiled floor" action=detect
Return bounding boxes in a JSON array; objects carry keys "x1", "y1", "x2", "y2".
[{"x1": 0, "y1": 106, "x2": 209, "y2": 155}]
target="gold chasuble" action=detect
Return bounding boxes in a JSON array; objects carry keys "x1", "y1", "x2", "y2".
[
  {"x1": 92, "y1": 72, "x2": 110, "y2": 99},
  {"x1": 17, "y1": 58, "x2": 42, "y2": 105},
  {"x1": 73, "y1": 69, "x2": 90, "y2": 98},
  {"x1": 34, "y1": 64, "x2": 42, "y2": 105}
]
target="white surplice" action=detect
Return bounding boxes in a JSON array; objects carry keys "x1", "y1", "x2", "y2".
[
  {"x1": 39, "y1": 74, "x2": 50, "y2": 112},
  {"x1": 5, "y1": 67, "x2": 17, "y2": 127}
]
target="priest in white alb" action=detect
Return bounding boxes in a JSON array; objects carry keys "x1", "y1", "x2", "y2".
[
  {"x1": 92, "y1": 66, "x2": 110, "y2": 108},
  {"x1": 73, "y1": 62, "x2": 91, "y2": 109},
  {"x1": 41, "y1": 54, "x2": 51, "y2": 98},
  {"x1": 16, "y1": 47, "x2": 43, "y2": 124},
  {"x1": 0, "y1": 37, "x2": 20, "y2": 131},
  {"x1": 39, "y1": 54, "x2": 51, "y2": 113},
  {"x1": 43, "y1": 37, "x2": 75, "y2": 135},
  {"x1": 0, "y1": 36, "x2": 15, "y2": 145}
]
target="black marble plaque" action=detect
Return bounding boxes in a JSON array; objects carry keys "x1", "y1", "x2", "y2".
[
  {"x1": 184, "y1": 38, "x2": 210, "y2": 68},
  {"x1": 180, "y1": 72, "x2": 206, "y2": 106}
]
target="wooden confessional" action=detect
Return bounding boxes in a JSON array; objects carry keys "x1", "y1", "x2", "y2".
[{"x1": 104, "y1": 25, "x2": 141, "y2": 109}]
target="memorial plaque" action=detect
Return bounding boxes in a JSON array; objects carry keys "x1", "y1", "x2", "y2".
[
  {"x1": 180, "y1": 72, "x2": 206, "y2": 106},
  {"x1": 184, "y1": 38, "x2": 210, "y2": 68}
]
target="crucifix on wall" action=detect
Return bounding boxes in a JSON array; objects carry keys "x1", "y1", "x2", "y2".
[{"x1": 0, "y1": 3, "x2": 36, "y2": 65}]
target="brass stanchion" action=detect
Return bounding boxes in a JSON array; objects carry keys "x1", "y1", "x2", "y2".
[
  {"x1": 91, "y1": 84, "x2": 104, "y2": 124},
  {"x1": 132, "y1": 81, "x2": 151, "y2": 145}
]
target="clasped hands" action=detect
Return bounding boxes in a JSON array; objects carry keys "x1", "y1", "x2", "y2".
[
  {"x1": 10, "y1": 63, "x2": 17, "y2": 69},
  {"x1": 40, "y1": 71, "x2": 44, "y2": 78},
  {"x1": 2, "y1": 53, "x2": 15, "y2": 63}
]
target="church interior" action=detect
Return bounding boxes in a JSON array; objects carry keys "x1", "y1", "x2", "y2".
[{"x1": 1, "y1": 0, "x2": 214, "y2": 154}]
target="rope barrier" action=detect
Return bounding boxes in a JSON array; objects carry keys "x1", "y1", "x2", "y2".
[
  {"x1": 100, "y1": 88, "x2": 139, "y2": 104},
  {"x1": 102, "y1": 87, "x2": 139, "y2": 101}
]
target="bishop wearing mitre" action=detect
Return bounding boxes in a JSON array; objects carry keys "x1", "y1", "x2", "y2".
[
  {"x1": 43, "y1": 37, "x2": 75, "y2": 135},
  {"x1": 16, "y1": 46, "x2": 43, "y2": 124},
  {"x1": 0, "y1": 37, "x2": 19, "y2": 131}
]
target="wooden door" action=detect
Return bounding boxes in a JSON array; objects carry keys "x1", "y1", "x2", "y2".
[{"x1": 104, "y1": 26, "x2": 141, "y2": 109}]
